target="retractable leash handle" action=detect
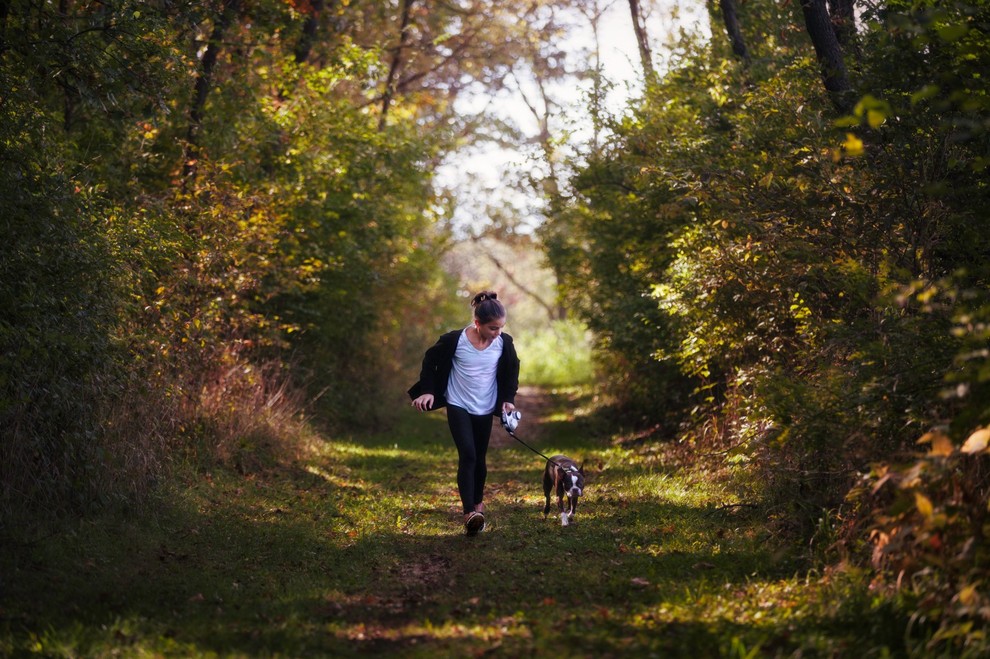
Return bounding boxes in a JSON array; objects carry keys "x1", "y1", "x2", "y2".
[{"x1": 500, "y1": 409, "x2": 521, "y2": 432}]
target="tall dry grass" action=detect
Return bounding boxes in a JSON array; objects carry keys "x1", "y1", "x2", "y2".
[
  {"x1": 186, "y1": 356, "x2": 311, "y2": 472},
  {"x1": 1, "y1": 348, "x2": 312, "y2": 540}
]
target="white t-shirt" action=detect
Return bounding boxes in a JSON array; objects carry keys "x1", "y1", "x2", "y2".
[{"x1": 445, "y1": 327, "x2": 504, "y2": 415}]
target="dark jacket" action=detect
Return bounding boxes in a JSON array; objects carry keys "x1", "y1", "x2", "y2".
[{"x1": 407, "y1": 329, "x2": 520, "y2": 415}]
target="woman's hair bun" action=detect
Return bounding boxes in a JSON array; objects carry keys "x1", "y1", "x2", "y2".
[
  {"x1": 470, "y1": 290, "x2": 498, "y2": 307},
  {"x1": 470, "y1": 290, "x2": 506, "y2": 323}
]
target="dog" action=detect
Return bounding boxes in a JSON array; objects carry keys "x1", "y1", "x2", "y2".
[{"x1": 543, "y1": 455, "x2": 585, "y2": 526}]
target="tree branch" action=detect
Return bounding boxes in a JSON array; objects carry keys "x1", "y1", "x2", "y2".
[
  {"x1": 628, "y1": 0, "x2": 656, "y2": 83},
  {"x1": 479, "y1": 241, "x2": 561, "y2": 321},
  {"x1": 184, "y1": 0, "x2": 241, "y2": 180},
  {"x1": 379, "y1": 0, "x2": 415, "y2": 131}
]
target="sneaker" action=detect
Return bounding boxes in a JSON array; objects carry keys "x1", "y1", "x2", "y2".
[{"x1": 465, "y1": 511, "x2": 485, "y2": 536}]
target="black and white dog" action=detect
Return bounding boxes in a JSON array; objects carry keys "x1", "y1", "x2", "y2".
[{"x1": 543, "y1": 455, "x2": 585, "y2": 526}]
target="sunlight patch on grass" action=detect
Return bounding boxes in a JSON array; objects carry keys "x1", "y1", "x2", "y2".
[
  {"x1": 615, "y1": 570, "x2": 890, "y2": 655},
  {"x1": 653, "y1": 476, "x2": 730, "y2": 508},
  {"x1": 332, "y1": 615, "x2": 533, "y2": 647},
  {"x1": 321, "y1": 441, "x2": 415, "y2": 459},
  {"x1": 304, "y1": 464, "x2": 368, "y2": 491}
]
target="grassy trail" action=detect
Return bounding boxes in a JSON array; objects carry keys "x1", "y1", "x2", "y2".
[{"x1": 2, "y1": 388, "x2": 904, "y2": 657}]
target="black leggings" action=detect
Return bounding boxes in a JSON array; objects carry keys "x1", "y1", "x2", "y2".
[{"x1": 446, "y1": 404, "x2": 494, "y2": 515}]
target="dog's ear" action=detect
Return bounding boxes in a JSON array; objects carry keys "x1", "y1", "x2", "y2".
[{"x1": 579, "y1": 463, "x2": 585, "y2": 474}]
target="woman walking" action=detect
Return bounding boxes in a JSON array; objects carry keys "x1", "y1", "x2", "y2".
[{"x1": 408, "y1": 291, "x2": 520, "y2": 536}]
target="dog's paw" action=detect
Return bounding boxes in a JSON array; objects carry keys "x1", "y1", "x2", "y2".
[{"x1": 560, "y1": 512, "x2": 569, "y2": 527}]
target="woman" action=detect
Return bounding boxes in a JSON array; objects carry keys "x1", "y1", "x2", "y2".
[{"x1": 408, "y1": 291, "x2": 520, "y2": 536}]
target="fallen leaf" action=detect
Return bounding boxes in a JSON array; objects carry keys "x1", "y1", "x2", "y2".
[
  {"x1": 925, "y1": 431, "x2": 954, "y2": 457},
  {"x1": 961, "y1": 428, "x2": 990, "y2": 454},
  {"x1": 958, "y1": 584, "x2": 978, "y2": 606}
]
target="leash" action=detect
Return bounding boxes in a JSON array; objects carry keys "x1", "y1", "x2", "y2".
[{"x1": 500, "y1": 422, "x2": 569, "y2": 472}]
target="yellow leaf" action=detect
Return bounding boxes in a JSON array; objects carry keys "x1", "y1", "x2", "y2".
[
  {"x1": 931, "y1": 433, "x2": 955, "y2": 457},
  {"x1": 843, "y1": 133, "x2": 864, "y2": 157},
  {"x1": 959, "y1": 584, "x2": 978, "y2": 606},
  {"x1": 915, "y1": 492, "x2": 934, "y2": 519},
  {"x1": 866, "y1": 109, "x2": 886, "y2": 129},
  {"x1": 918, "y1": 431, "x2": 953, "y2": 456},
  {"x1": 962, "y1": 428, "x2": 990, "y2": 454}
]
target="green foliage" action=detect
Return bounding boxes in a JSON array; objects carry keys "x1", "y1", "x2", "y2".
[
  {"x1": 0, "y1": 98, "x2": 119, "y2": 519},
  {"x1": 516, "y1": 320, "x2": 593, "y2": 387},
  {"x1": 0, "y1": 1, "x2": 185, "y2": 521},
  {"x1": 0, "y1": 0, "x2": 459, "y2": 526},
  {"x1": 188, "y1": 47, "x2": 451, "y2": 429},
  {"x1": 539, "y1": 0, "x2": 990, "y2": 646},
  {"x1": 541, "y1": 0, "x2": 990, "y2": 559},
  {"x1": 861, "y1": 439, "x2": 990, "y2": 657}
]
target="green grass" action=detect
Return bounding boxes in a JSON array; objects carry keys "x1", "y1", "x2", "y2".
[{"x1": 1, "y1": 389, "x2": 910, "y2": 657}]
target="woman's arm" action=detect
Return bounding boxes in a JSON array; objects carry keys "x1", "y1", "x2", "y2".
[
  {"x1": 408, "y1": 330, "x2": 459, "y2": 410},
  {"x1": 496, "y1": 334, "x2": 521, "y2": 413}
]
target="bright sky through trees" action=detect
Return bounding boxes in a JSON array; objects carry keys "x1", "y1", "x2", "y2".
[{"x1": 436, "y1": 0, "x2": 709, "y2": 237}]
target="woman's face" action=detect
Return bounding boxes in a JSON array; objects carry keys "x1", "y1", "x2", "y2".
[{"x1": 475, "y1": 316, "x2": 506, "y2": 342}]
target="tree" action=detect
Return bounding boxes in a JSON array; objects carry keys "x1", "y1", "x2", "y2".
[
  {"x1": 379, "y1": 0, "x2": 415, "y2": 130},
  {"x1": 184, "y1": 0, "x2": 242, "y2": 180},
  {"x1": 294, "y1": 0, "x2": 328, "y2": 64},
  {"x1": 628, "y1": 0, "x2": 657, "y2": 82},
  {"x1": 800, "y1": 0, "x2": 852, "y2": 111},
  {"x1": 717, "y1": 0, "x2": 750, "y2": 65},
  {"x1": 828, "y1": 0, "x2": 857, "y2": 50}
]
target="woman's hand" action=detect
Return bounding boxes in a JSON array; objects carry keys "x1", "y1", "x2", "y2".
[
  {"x1": 502, "y1": 402, "x2": 516, "y2": 414},
  {"x1": 412, "y1": 394, "x2": 435, "y2": 411}
]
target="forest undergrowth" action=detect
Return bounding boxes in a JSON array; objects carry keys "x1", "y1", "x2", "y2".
[{"x1": 1, "y1": 387, "x2": 919, "y2": 657}]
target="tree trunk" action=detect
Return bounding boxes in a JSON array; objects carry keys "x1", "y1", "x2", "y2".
[
  {"x1": 718, "y1": 0, "x2": 750, "y2": 65},
  {"x1": 627, "y1": 0, "x2": 656, "y2": 83},
  {"x1": 184, "y1": 0, "x2": 241, "y2": 180},
  {"x1": 827, "y1": 0, "x2": 857, "y2": 53},
  {"x1": 0, "y1": 0, "x2": 9, "y2": 54},
  {"x1": 799, "y1": 0, "x2": 852, "y2": 112},
  {"x1": 379, "y1": 0, "x2": 415, "y2": 131},
  {"x1": 294, "y1": 0, "x2": 327, "y2": 65},
  {"x1": 59, "y1": 0, "x2": 77, "y2": 131}
]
